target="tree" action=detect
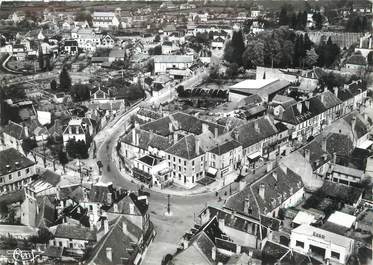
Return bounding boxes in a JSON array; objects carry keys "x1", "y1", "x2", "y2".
[
  {"x1": 66, "y1": 139, "x2": 89, "y2": 159},
  {"x1": 279, "y1": 5, "x2": 289, "y2": 26},
  {"x1": 176, "y1": 85, "x2": 185, "y2": 97},
  {"x1": 22, "y1": 138, "x2": 37, "y2": 154},
  {"x1": 225, "y1": 63, "x2": 239, "y2": 78},
  {"x1": 59, "y1": 66, "x2": 71, "y2": 92},
  {"x1": 242, "y1": 40, "x2": 265, "y2": 68},
  {"x1": 58, "y1": 151, "x2": 68, "y2": 173},
  {"x1": 312, "y1": 12, "x2": 323, "y2": 30},
  {"x1": 224, "y1": 30, "x2": 245, "y2": 65},
  {"x1": 305, "y1": 48, "x2": 319, "y2": 68},
  {"x1": 50, "y1": 79, "x2": 57, "y2": 90},
  {"x1": 71, "y1": 84, "x2": 91, "y2": 102},
  {"x1": 154, "y1": 35, "x2": 161, "y2": 43}
]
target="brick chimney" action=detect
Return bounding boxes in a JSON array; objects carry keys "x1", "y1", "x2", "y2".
[
  {"x1": 214, "y1": 127, "x2": 218, "y2": 138},
  {"x1": 106, "y1": 248, "x2": 112, "y2": 262},
  {"x1": 244, "y1": 197, "x2": 250, "y2": 214},
  {"x1": 173, "y1": 132, "x2": 178, "y2": 144},
  {"x1": 266, "y1": 161, "x2": 273, "y2": 172},
  {"x1": 333, "y1": 87, "x2": 338, "y2": 98},
  {"x1": 305, "y1": 100, "x2": 310, "y2": 109},
  {"x1": 195, "y1": 137, "x2": 200, "y2": 155},
  {"x1": 103, "y1": 218, "x2": 109, "y2": 234},
  {"x1": 132, "y1": 130, "x2": 136, "y2": 145},
  {"x1": 254, "y1": 121, "x2": 260, "y2": 133},
  {"x1": 169, "y1": 122, "x2": 173, "y2": 133},
  {"x1": 211, "y1": 246, "x2": 216, "y2": 261},
  {"x1": 296, "y1": 102, "x2": 302, "y2": 114},
  {"x1": 259, "y1": 183, "x2": 265, "y2": 200},
  {"x1": 107, "y1": 192, "x2": 112, "y2": 205},
  {"x1": 304, "y1": 149, "x2": 310, "y2": 161},
  {"x1": 272, "y1": 171, "x2": 278, "y2": 181}
]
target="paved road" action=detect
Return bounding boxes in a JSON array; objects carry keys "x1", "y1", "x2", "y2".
[{"x1": 95, "y1": 69, "x2": 225, "y2": 264}]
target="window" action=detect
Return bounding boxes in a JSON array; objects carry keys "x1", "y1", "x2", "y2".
[
  {"x1": 331, "y1": 251, "x2": 340, "y2": 260},
  {"x1": 178, "y1": 166, "x2": 181, "y2": 171},
  {"x1": 192, "y1": 160, "x2": 195, "y2": 166},
  {"x1": 184, "y1": 161, "x2": 186, "y2": 166},
  {"x1": 18, "y1": 172, "x2": 21, "y2": 177},
  {"x1": 8, "y1": 175, "x2": 12, "y2": 180},
  {"x1": 59, "y1": 242, "x2": 63, "y2": 247},
  {"x1": 178, "y1": 159, "x2": 181, "y2": 164},
  {"x1": 26, "y1": 168, "x2": 30, "y2": 174},
  {"x1": 295, "y1": 241, "x2": 304, "y2": 248}
]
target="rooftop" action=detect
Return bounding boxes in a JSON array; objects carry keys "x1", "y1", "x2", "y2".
[{"x1": 0, "y1": 148, "x2": 35, "y2": 176}]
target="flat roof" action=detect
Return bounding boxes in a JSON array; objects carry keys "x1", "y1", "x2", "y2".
[
  {"x1": 327, "y1": 211, "x2": 356, "y2": 228},
  {"x1": 229, "y1": 79, "x2": 278, "y2": 90},
  {"x1": 292, "y1": 224, "x2": 354, "y2": 249},
  {"x1": 293, "y1": 211, "x2": 316, "y2": 225}
]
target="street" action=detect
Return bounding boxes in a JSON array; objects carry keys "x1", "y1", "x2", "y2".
[{"x1": 95, "y1": 69, "x2": 224, "y2": 264}]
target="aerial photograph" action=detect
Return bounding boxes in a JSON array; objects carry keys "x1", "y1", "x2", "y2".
[{"x1": 0, "y1": 0, "x2": 372, "y2": 264}]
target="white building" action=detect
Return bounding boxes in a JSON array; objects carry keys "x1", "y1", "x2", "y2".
[
  {"x1": 0, "y1": 148, "x2": 36, "y2": 193},
  {"x1": 153, "y1": 55, "x2": 193, "y2": 74},
  {"x1": 290, "y1": 224, "x2": 354, "y2": 264},
  {"x1": 62, "y1": 118, "x2": 92, "y2": 145}
]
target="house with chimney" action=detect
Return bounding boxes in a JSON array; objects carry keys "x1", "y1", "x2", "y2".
[
  {"x1": 0, "y1": 148, "x2": 36, "y2": 194},
  {"x1": 198, "y1": 206, "x2": 263, "y2": 249},
  {"x1": 1, "y1": 121, "x2": 29, "y2": 153},
  {"x1": 62, "y1": 117, "x2": 94, "y2": 145},
  {"x1": 225, "y1": 165, "x2": 305, "y2": 220},
  {"x1": 275, "y1": 90, "x2": 342, "y2": 142},
  {"x1": 49, "y1": 223, "x2": 97, "y2": 257},
  {"x1": 233, "y1": 116, "x2": 279, "y2": 165}
]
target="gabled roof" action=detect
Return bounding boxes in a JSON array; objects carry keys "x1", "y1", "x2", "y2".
[
  {"x1": 166, "y1": 135, "x2": 204, "y2": 160},
  {"x1": 2, "y1": 121, "x2": 27, "y2": 140},
  {"x1": 0, "y1": 148, "x2": 35, "y2": 176},
  {"x1": 225, "y1": 166, "x2": 303, "y2": 218},
  {"x1": 234, "y1": 116, "x2": 278, "y2": 148},
  {"x1": 346, "y1": 54, "x2": 367, "y2": 66},
  {"x1": 121, "y1": 128, "x2": 172, "y2": 151},
  {"x1": 54, "y1": 224, "x2": 96, "y2": 241},
  {"x1": 208, "y1": 140, "x2": 241, "y2": 155},
  {"x1": 36, "y1": 196, "x2": 56, "y2": 228},
  {"x1": 85, "y1": 215, "x2": 143, "y2": 265}
]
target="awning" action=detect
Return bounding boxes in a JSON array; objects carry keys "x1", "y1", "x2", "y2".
[
  {"x1": 247, "y1": 152, "x2": 261, "y2": 160},
  {"x1": 357, "y1": 139, "x2": 373, "y2": 150},
  {"x1": 207, "y1": 167, "x2": 217, "y2": 176}
]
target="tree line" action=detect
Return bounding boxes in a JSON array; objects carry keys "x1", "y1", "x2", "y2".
[{"x1": 224, "y1": 27, "x2": 340, "y2": 70}]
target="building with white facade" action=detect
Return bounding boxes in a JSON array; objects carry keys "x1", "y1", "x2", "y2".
[{"x1": 290, "y1": 224, "x2": 354, "y2": 264}]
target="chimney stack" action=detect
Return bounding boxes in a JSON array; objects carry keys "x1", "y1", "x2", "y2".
[
  {"x1": 169, "y1": 122, "x2": 173, "y2": 133},
  {"x1": 259, "y1": 184, "x2": 265, "y2": 200},
  {"x1": 23, "y1": 126, "x2": 29, "y2": 138},
  {"x1": 333, "y1": 87, "x2": 339, "y2": 98},
  {"x1": 103, "y1": 218, "x2": 109, "y2": 234},
  {"x1": 305, "y1": 100, "x2": 310, "y2": 109},
  {"x1": 195, "y1": 138, "x2": 200, "y2": 155},
  {"x1": 244, "y1": 197, "x2": 250, "y2": 214},
  {"x1": 304, "y1": 149, "x2": 310, "y2": 161},
  {"x1": 272, "y1": 171, "x2": 278, "y2": 181},
  {"x1": 321, "y1": 93, "x2": 325, "y2": 104},
  {"x1": 122, "y1": 221, "x2": 127, "y2": 234},
  {"x1": 266, "y1": 161, "x2": 273, "y2": 172},
  {"x1": 280, "y1": 163, "x2": 287, "y2": 175},
  {"x1": 173, "y1": 132, "x2": 178, "y2": 144},
  {"x1": 211, "y1": 246, "x2": 216, "y2": 261},
  {"x1": 351, "y1": 116, "x2": 356, "y2": 132},
  {"x1": 322, "y1": 138, "x2": 327, "y2": 151},
  {"x1": 129, "y1": 202, "x2": 135, "y2": 215},
  {"x1": 214, "y1": 127, "x2": 218, "y2": 138},
  {"x1": 113, "y1": 203, "x2": 119, "y2": 213},
  {"x1": 333, "y1": 152, "x2": 337, "y2": 164},
  {"x1": 254, "y1": 121, "x2": 260, "y2": 133},
  {"x1": 107, "y1": 192, "x2": 112, "y2": 205},
  {"x1": 239, "y1": 180, "x2": 246, "y2": 191},
  {"x1": 296, "y1": 102, "x2": 302, "y2": 114},
  {"x1": 106, "y1": 248, "x2": 112, "y2": 262}
]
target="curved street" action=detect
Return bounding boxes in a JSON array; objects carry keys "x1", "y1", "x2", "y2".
[{"x1": 95, "y1": 69, "x2": 225, "y2": 264}]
